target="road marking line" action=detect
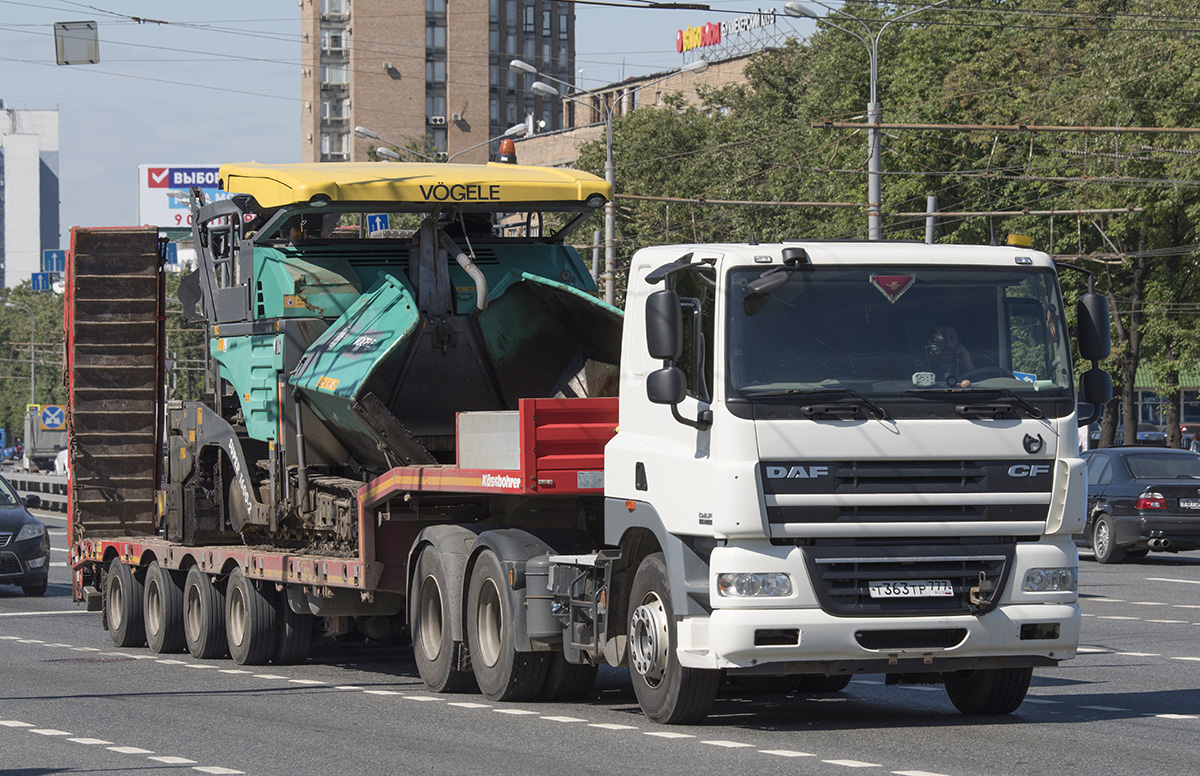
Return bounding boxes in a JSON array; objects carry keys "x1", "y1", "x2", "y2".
[
  {"x1": 252, "y1": 674, "x2": 288, "y2": 679},
  {"x1": 1170, "y1": 656, "x2": 1200, "y2": 662},
  {"x1": 1173, "y1": 604, "x2": 1200, "y2": 608},
  {"x1": 186, "y1": 664, "x2": 218, "y2": 669},
  {"x1": 1147, "y1": 619, "x2": 1187, "y2": 624},
  {"x1": 30, "y1": 729, "x2": 71, "y2": 736},
  {"x1": 1115, "y1": 652, "x2": 1161, "y2": 657},
  {"x1": 68, "y1": 738, "x2": 112, "y2": 745},
  {"x1": 761, "y1": 750, "x2": 815, "y2": 757},
  {"x1": 590, "y1": 723, "x2": 637, "y2": 730},
  {"x1": 108, "y1": 746, "x2": 154, "y2": 754},
  {"x1": 219, "y1": 669, "x2": 252, "y2": 674},
  {"x1": 1129, "y1": 601, "x2": 1164, "y2": 606},
  {"x1": 363, "y1": 690, "x2": 401, "y2": 695},
  {"x1": 43, "y1": 643, "x2": 72, "y2": 647},
  {"x1": 287, "y1": 679, "x2": 325, "y2": 685},
  {"x1": 70, "y1": 647, "x2": 100, "y2": 651},
  {"x1": 541, "y1": 716, "x2": 586, "y2": 722},
  {"x1": 151, "y1": 756, "x2": 199, "y2": 765},
  {"x1": 1148, "y1": 578, "x2": 1200, "y2": 586},
  {"x1": 0, "y1": 635, "x2": 19, "y2": 639},
  {"x1": 98, "y1": 652, "x2": 132, "y2": 657},
  {"x1": 18, "y1": 639, "x2": 45, "y2": 643},
  {"x1": 823, "y1": 759, "x2": 881, "y2": 768},
  {"x1": 0, "y1": 611, "x2": 90, "y2": 617},
  {"x1": 1096, "y1": 616, "x2": 1138, "y2": 620},
  {"x1": 493, "y1": 709, "x2": 539, "y2": 715},
  {"x1": 644, "y1": 731, "x2": 694, "y2": 739},
  {"x1": 334, "y1": 685, "x2": 364, "y2": 691},
  {"x1": 1156, "y1": 713, "x2": 1200, "y2": 719},
  {"x1": 896, "y1": 685, "x2": 940, "y2": 692},
  {"x1": 447, "y1": 702, "x2": 491, "y2": 708},
  {"x1": 1077, "y1": 647, "x2": 1111, "y2": 653},
  {"x1": 894, "y1": 771, "x2": 953, "y2": 776},
  {"x1": 156, "y1": 659, "x2": 187, "y2": 665},
  {"x1": 702, "y1": 740, "x2": 753, "y2": 748},
  {"x1": 1080, "y1": 705, "x2": 1128, "y2": 712},
  {"x1": 193, "y1": 768, "x2": 245, "y2": 775},
  {"x1": 1023, "y1": 698, "x2": 1062, "y2": 704},
  {"x1": 0, "y1": 721, "x2": 33, "y2": 727},
  {"x1": 1088, "y1": 598, "x2": 1126, "y2": 603},
  {"x1": 403, "y1": 695, "x2": 442, "y2": 702}
]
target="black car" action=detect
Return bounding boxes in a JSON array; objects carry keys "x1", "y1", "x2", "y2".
[
  {"x1": 1077, "y1": 447, "x2": 1200, "y2": 563},
  {"x1": 0, "y1": 476, "x2": 49, "y2": 595}
]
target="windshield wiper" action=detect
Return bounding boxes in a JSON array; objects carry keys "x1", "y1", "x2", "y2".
[
  {"x1": 907, "y1": 387, "x2": 1044, "y2": 419},
  {"x1": 744, "y1": 387, "x2": 890, "y2": 421}
]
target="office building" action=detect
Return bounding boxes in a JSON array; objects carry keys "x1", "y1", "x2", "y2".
[
  {"x1": 300, "y1": 0, "x2": 574, "y2": 164},
  {"x1": 0, "y1": 102, "x2": 59, "y2": 289}
]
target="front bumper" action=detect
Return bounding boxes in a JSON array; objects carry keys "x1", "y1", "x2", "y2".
[{"x1": 0, "y1": 538, "x2": 50, "y2": 587}]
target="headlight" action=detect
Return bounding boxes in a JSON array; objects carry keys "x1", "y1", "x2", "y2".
[
  {"x1": 717, "y1": 572, "x2": 792, "y2": 597},
  {"x1": 1023, "y1": 567, "x2": 1077, "y2": 592},
  {"x1": 15, "y1": 522, "x2": 46, "y2": 542}
]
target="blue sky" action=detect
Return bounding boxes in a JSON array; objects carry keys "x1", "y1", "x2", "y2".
[{"x1": 0, "y1": 1, "x2": 812, "y2": 243}]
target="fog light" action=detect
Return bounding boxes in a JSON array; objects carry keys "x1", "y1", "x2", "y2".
[
  {"x1": 717, "y1": 572, "x2": 792, "y2": 597},
  {"x1": 27, "y1": 556, "x2": 47, "y2": 569},
  {"x1": 1023, "y1": 567, "x2": 1077, "y2": 592}
]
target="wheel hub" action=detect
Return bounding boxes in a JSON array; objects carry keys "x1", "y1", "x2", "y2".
[{"x1": 629, "y1": 594, "x2": 669, "y2": 684}]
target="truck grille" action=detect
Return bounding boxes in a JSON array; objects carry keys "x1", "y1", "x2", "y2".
[{"x1": 802, "y1": 541, "x2": 1014, "y2": 617}]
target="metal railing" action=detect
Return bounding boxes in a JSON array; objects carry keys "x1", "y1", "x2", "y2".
[{"x1": 5, "y1": 470, "x2": 68, "y2": 512}]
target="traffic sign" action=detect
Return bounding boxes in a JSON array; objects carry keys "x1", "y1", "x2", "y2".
[
  {"x1": 40, "y1": 405, "x2": 66, "y2": 431},
  {"x1": 31, "y1": 272, "x2": 52, "y2": 292},
  {"x1": 163, "y1": 242, "x2": 179, "y2": 265},
  {"x1": 43, "y1": 249, "x2": 66, "y2": 272},
  {"x1": 366, "y1": 213, "x2": 390, "y2": 234}
]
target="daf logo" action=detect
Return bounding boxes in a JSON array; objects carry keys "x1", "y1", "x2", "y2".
[
  {"x1": 766, "y1": 465, "x2": 830, "y2": 479},
  {"x1": 1008, "y1": 464, "x2": 1051, "y2": 478}
]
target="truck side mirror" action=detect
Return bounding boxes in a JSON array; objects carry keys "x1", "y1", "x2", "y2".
[
  {"x1": 645, "y1": 290, "x2": 682, "y2": 360},
  {"x1": 1076, "y1": 291, "x2": 1111, "y2": 361},
  {"x1": 647, "y1": 366, "x2": 687, "y2": 405},
  {"x1": 1079, "y1": 368, "x2": 1113, "y2": 405}
]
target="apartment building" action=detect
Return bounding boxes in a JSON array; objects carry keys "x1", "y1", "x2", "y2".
[
  {"x1": 300, "y1": 0, "x2": 574, "y2": 164},
  {"x1": 0, "y1": 102, "x2": 59, "y2": 289}
]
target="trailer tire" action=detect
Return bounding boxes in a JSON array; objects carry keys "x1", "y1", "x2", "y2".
[
  {"x1": 628, "y1": 553, "x2": 719, "y2": 724},
  {"x1": 184, "y1": 566, "x2": 228, "y2": 659},
  {"x1": 466, "y1": 549, "x2": 549, "y2": 701},
  {"x1": 106, "y1": 558, "x2": 146, "y2": 648},
  {"x1": 411, "y1": 546, "x2": 476, "y2": 693},
  {"x1": 144, "y1": 561, "x2": 186, "y2": 653},
  {"x1": 541, "y1": 653, "x2": 598, "y2": 702},
  {"x1": 273, "y1": 597, "x2": 314, "y2": 665},
  {"x1": 944, "y1": 666, "x2": 1033, "y2": 715},
  {"x1": 225, "y1": 567, "x2": 277, "y2": 665}
]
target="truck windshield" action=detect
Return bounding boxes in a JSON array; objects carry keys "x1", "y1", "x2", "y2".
[{"x1": 727, "y1": 265, "x2": 1073, "y2": 400}]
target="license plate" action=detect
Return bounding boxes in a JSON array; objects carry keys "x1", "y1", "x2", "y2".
[
  {"x1": 868, "y1": 580, "x2": 954, "y2": 598},
  {"x1": 1181, "y1": 499, "x2": 1200, "y2": 509}
]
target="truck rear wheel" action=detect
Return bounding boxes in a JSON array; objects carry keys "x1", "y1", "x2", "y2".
[
  {"x1": 106, "y1": 558, "x2": 146, "y2": 648},
  {"x1": 273, "y1": 596, "x2": 314, "y2": 665},
  {"x1": 467, "y1": 550, "x2": 549, "y2": 701},
  {"x1": 225, "y1": 567, "x2": 277, "y2": 665},
  {"x1": 628, "y1": 553, "x2": 719, "y2": 724},
  {"x1": 944, "y1": 666, "x2": 1033, "y2": 714},
  {"x1": 411, "y1": 546, "x2": 476, "y2": 693},
  {"x1": 184, "y1": 566, "x2": 228, "y2": 659},
  {"x1": 144, "y1": 561, "x2": 186, "y2": 653}
]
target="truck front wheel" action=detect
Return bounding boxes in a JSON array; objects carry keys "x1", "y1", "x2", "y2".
[
  {"x1": 411, "y1": 546, "x2": 476, "y2": 693},
  {"x1": 628, "y1": 553, "x2": 719, "y2": 724},
  {"x1": 144, "y1": 561, "x2": 186, "y2": 653},
  {"x1": 105, "y1": 558, "x2": 146, "y2": 648},
  {"x1": 184, "y1": 566, "x2": 227, "y2": 659},
  {"x1": 944, "y1": 666, "x2": 1033, "y2": 714},
  {"x1": 466, "y1": 550, "x2": 549, "y2": 701},
  {"x1": 225, "y1": 567, "x2": 277, "y2": 665}
]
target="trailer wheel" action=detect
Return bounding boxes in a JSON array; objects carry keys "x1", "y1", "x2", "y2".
[
  {"x1": 628, "y1": 552, "x2": 719, "y2": 724},
  {"x1": 467, "y1": 549, "x2": 549, "y2": 701},
  {"x1": 144, "y1": 561, "x2": 186, "y2": 653},
  {"x1": 541, "y1": 653, "x2": 598, "y2": 702},
  {"x1": 184, "y1": 566, "x2": 228, "y2": 659},
  {"x1": 411, "y1": 546, "x2": 476, "y2": 693},
  {"x1": 272, "y1": 595, "x2": 314, "y2": 665},
  {"x1": 106, "y1": 558, "x2": 146, "y2": 648},
  {"x1": 225, "y1": 567, "x2": 277, "y2": 665},
  {"x1": 944, "y1": 666, "x2": 1033, "y2": 715}
]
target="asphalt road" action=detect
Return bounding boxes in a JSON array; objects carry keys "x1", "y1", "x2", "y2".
[{"x1": 4, "y1": 510, "x2": 1200, "y2": 776}]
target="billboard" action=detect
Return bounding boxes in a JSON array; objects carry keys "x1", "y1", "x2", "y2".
[{"x1": 137, "y1": 164, "x2": 232, "y2": 229}]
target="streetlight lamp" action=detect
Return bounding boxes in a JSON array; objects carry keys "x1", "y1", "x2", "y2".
[
  {"x1": 353, "y1": 125, "x2": 439, "y2": 162},
  {"x1": 445, "y1": 123, "x2": 528, "y2": 162},
  {"x1": 785, "y1": 0, "x2": 951, "y2": 241},
  {"x1": 3, "y1": 300, "x2": 35, "y2": 405},
  {"x1": 523, "y1": 58, "x2": 709, "y2": 305}
]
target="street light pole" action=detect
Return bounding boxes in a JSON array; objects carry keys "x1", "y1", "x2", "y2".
[
  {"x1": 525, "y1": 59, "x2": 708, "y2": 305},
  {"x1": 785, "y1": 0, "x2": 950, "y2": 240},
  {"x1": 3, "y1": 300, "x2": 35, "y2": 405},
  {"x1": 445, "y1": 123, "x2": 528, "y2": 162},
  {"x1": 352, "y1": 126, "x2": 438, "y2": 162}
]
